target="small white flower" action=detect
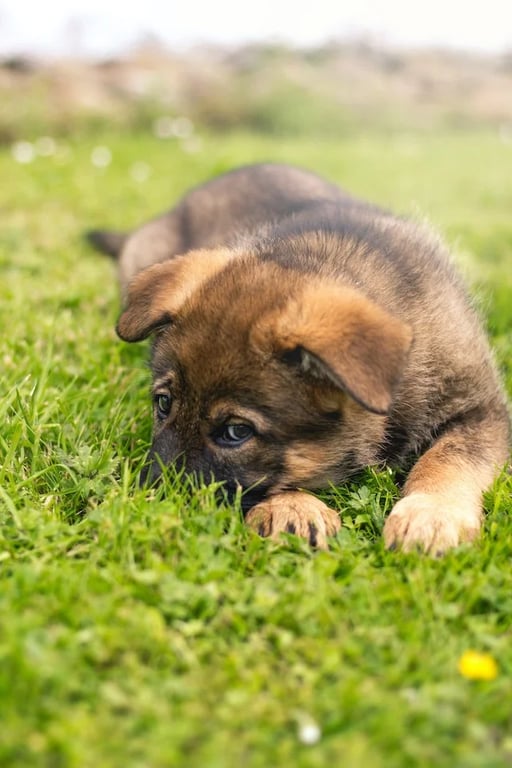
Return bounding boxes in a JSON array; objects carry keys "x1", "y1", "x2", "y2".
[
  {"x1": 298, "y1": 721, "x2": 321, "y2": 745},
  {"x1": 91, "y1": 146, "x2": 112, "y2": 168},
  {"x1": 171, "y1": 116, "x2": 194, "y2": 138},
  {"x1": 153, "y1": 115, "x2": 194, "y2": 140},
  {"x1": 130, "y1": 161, "x2": 151, "y2": 183},
  {"x1": 35, "y1": 136, "x2": 57, "y2": 156},
  {"x1": 181, "y1": 136, "x2": 202, "y2": 154},
  {"x1": 499, "y1": 124, "x2": 512, "y2": 144},
  {"x1": 153, "y1": 115, "x2": 174, "y2": 139},
  {"x1": 11, "y1": 141, "x2": 35, "y2": 164}
]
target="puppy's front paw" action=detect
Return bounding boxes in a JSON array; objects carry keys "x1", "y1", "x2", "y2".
[
  {"x1": 383, "y1": 492, "x2": 481, "y2": 555},
  {"x1": 245, "y1": 491, "x2": 341, "y2": 549}
]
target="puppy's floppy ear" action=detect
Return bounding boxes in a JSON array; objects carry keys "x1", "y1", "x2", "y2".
[
  {"x1": 116, "y1": 248, "x2": 236, "y2": 342},
  {"x1": 254, "y1": 283, "x2": 412, "y2": 414}
]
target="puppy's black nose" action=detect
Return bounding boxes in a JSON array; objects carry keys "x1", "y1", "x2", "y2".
[{"x1": 239, "y1": 485, "x2": 271, "y2": 514}]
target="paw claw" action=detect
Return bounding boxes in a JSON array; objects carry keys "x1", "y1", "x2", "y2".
[
  {"x1": 308, "y1": 522, "x2": 318, "y2": 547},
  {"x1": 246, "y1": 492, "x2": 341, "y2": 549}
]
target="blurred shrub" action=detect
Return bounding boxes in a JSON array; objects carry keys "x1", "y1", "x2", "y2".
[{"x1": 1, "y1": 42, "x2": 512, "y2": 141}]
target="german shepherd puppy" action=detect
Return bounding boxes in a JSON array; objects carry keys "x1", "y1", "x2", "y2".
[{"x1": 88, "y1": 163, "x2": 510, "y2": 553}]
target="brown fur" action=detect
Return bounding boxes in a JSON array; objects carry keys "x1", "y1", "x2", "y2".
[{"x1": 88, "y1": 162, "x2": 511, "y2": 553}]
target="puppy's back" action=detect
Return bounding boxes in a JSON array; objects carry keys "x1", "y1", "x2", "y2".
[{"x1": 91, "y1": 163, "x2": 385, "y2": 289}]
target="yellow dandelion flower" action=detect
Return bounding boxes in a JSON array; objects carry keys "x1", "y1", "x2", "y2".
[{"x1": 458, "y1": 650, "x2": 498, "y2": 681}]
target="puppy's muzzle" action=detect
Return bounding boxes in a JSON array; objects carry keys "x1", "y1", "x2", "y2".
[
  {"x1": 139, "y1": 450, "x2": 271, "y2": 514},
  {"x1": 139, "y1": 436, "x2": 187, "y2": 487}
]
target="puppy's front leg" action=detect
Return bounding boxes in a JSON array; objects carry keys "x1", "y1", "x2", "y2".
[
  {"x1": 245, "y1": 491, "x2": 341, "y2": 549},
  {"x1": 384, "y1": 413, "x2": 509, "y2": 555}
]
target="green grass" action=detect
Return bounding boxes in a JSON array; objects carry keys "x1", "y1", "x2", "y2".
[{"x1": 1, "y1": 128, "x2": 511, "y2": 767}]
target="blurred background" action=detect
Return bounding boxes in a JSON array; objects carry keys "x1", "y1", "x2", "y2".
[{"x1": 1, "y1": 0, "x2": 511, "y2": 142}]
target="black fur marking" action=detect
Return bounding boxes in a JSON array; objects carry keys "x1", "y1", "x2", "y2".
[
  {"x1": 239, "y1": 484, "x2": 273, "y2": 514},
  {"x1": 286, "y1": 521, "x2": 297, "y2": 534},
  {"x1": 116, "y1": 311, "x2": 174, "y2": 343},
  {"x1": 308, "y1": 522, "x2": 318, "y2": 547},
  {"x1": 85, "y1": 229, "x2": 127, "y2": 259}
]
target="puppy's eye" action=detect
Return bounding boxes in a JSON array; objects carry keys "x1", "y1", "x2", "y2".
[
  {"x1": 216, "y1": 423, "x2": 254, "y2": 447},
  {"x1": 154, "y1": 393, "x2": 172, "y2": 420}
]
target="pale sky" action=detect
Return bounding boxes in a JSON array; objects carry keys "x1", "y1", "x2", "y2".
[{"x1": 0, "y1": 0, "x2": 511, "y2": 57}]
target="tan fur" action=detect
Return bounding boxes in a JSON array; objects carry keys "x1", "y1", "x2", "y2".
[
  {"x1": 117, "y1": 248, "x2": 236, "y2": 341},
  {"x1": 383, "y1": 426, "x2": 506, "y2": 553},
  {"x1": 87, "y1": 162, "x2": 511, "y2": 554},
  {"x1": 245, "y1": 491, "x2": 341, "y2": 550},
  {"x1": 253, "y1": 280, "x2": 413, "y2": 413},
  {"x1": 207, "y1": 401, "x2": 273, "y2": 437}
]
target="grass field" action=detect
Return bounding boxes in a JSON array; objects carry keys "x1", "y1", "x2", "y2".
[{"x1": 1, "y1": 127, "x2": 512, "y2": 767}]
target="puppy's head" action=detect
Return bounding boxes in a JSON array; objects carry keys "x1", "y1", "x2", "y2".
[{"x1": 117, "y1": 247, "x2": 412, "y2": 510}]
